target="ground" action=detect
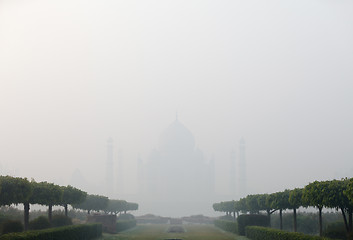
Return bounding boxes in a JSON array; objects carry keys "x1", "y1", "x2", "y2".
[{"x1": 99, "y1": 224, "x2": 249, "y2": 240}]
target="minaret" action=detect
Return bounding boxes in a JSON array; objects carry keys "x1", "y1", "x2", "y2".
[
  {"x1": 116, "y1": 148, "x2": 124, "y2": 195},
  {"x1": 106, "y1": 138, "x2": 114, "y2": 197},
  {"x1": 230, "y1": 150, "x2": 237, "y2": 196},
  {"x1": 210, "y1": 154, "x2": 216, "y2": 194},
  {"x1": 238, "y1": 137, "x2": 246, "y2": 197}
]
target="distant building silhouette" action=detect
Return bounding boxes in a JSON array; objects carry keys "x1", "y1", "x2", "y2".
[
  {"x1": 115, "y1": 148, "x2": 124, "y2": 195},
  {"x1": 138, "y1": 117, "x2": 215, "y2": 216},
  {"x1": 229, "y1": 150, "x2": 237, "y2": 196}
]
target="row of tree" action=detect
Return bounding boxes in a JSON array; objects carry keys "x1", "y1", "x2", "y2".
[
  {"x1": 72, "y1": 194, "x2": 138, "y2": 215},
  {"x1": 213, "y1": 178, "x2": 353, "y2": 236},
  {"x1": 0, "y1": 175, "x2": 138, "y2": 231}
]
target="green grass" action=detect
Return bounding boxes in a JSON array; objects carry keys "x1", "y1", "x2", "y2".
[{"x1": 98, "y1": 224, "x2": 249, "y2": 240}]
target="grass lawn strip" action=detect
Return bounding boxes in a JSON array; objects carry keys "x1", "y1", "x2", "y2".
[{"x1": 99, "y1": 224, "x2": 249, "y2": 240}]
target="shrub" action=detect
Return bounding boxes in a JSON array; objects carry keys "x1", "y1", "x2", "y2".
[
  {"x1": 117, "y1": 213, "x2": 134, "y2": 221},
  {"x1": 237, "y1": 214, "x2": 269, "y2": 236},
  {"x1": 29, "y1": 216, "x2": 50, "y2": 230},
  {"x1": 116, "y1": 219, "x2": 136, "y2": 232},
  {"x1": 219, "y1": 215, "x2": 235, "y2": 221},
  {"x1": 1, "y1": 220, "x2": 23, "y2": 234},
  {"x1": 323, "y1": 221, "x2": 346, "y2": 240},
  {"x1": 0, "y1": 215, "x2": 9, "y2": 226},
  {"x1": 51, "y1": 215, "x2": 72, "y2": 227},
  {"x1": 348, "y1": 231, "x2": 353, "y2": 240},
  {"x1": 214, "y1": 219, "x2": 238, "y2": 234},
  {"x1": 0, "y1": 223, "x2": 102, "y2": 240},
  {"x1": 246, "y1": 226, "x2": 333, "y2": 240}
]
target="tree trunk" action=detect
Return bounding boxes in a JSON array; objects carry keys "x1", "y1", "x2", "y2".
[
  {"x1": 64, "y1": 204, "x2": 68, "y2": 217},
  {"x1": 267, "y1": 209, "x2": 271, "y2": 227},
  {"x1": 233, "y1": 211, "x2": 236, "y2": 220},
  {"x1": 341, "y1": 207, "x2": 349, "y2": 232},
  {"x1": 319, "y1": 207, "x2": 323, "y2": 237},
  {"x1": 293, "y1": 208, "x2": 297, "y2": 232},
  {"x1": 88, "y1": 210, "x2": 90, "y2": 215},
  {"x1": 349, "y1": 209, "x2": 352, "y2": 233},
  {"x1": 24, "y1": 202, "x2": 30, "y2": 231},
  {"x1": 48, "y1": 204, "x2": 52, "y2": 223},
  {"x1": 279, "y1": 209, "x2": 283, "y2": 230}
]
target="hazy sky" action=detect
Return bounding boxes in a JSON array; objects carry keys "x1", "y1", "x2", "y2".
[{"x1": 1, "y1": 0, "x2": 353, "y2": 201}]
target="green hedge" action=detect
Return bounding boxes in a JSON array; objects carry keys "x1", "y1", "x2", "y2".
[
  {"x1": 237, "y1": 214, "x2": 269, "y2": 236},
  {"x1": 0, "y1": 223, "x2": 102, "y2": 240},
  {"x1": 116, "y1": 219, "x2": 136, "y2": 232},
  {"x1": 214, "y1": 219, "x2": 238, "y2": 234},
  {"x1": 1, "y1": 220, "x2": 23, "y2": 234},
  {"x1": 323, "y1": 221, "x2": 346, "y2": 240},
  {"x1": 246, "y1": 226, "x2": 334, "y2": 240}
]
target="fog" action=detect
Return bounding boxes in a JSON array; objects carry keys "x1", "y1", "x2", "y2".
[{"x1": 1, "y1": 0, "x2": 353, "y2": 217}]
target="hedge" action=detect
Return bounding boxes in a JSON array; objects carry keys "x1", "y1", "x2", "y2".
[
  {"x1": 214, "y1": 219, "x2": 238, "y2": 234},
  {"x1": 116, "y1": 219, "x2": 136, "y2": 232},
  {"x1": 0, "y1": 223, "x2": 102, "y2": 240},
  {"x1": 237, "y1": 214, "x2": 269, "y2": 236},
  {"x1": 246, "y1": 226, "x2": 335, "y2": 240}
]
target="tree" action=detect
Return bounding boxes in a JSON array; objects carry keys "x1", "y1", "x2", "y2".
[
  {"x1": 258, "y1": 193, "x2": 276, "y2": 227},
  {"x1": 61, "y1": 185, "x2": 87, "y2": 217},
  {"x1": 303, "y1": 181, "x2": 328, "y2": 236},
  {"x1": 270, "y1": 190, "x2": 290, "y2": 230},
  {"x1": 345, "y1": 178, "x2": 353, "y2": 204},
  {"x1": 213, "y1": 200, "x2": 238, "y2": 219},
  {"x1": 105, "y1": 199, "x2": 127, "y2": 215},
  {"x1": 233, "y1": 200, "x2": 243, "y2": 219},
  {"x1": 73, "y1": 194, "x2": 108, "y2": 214},
  {"x1": 0, "y1": 176, "x2": 32, "y2": 206},
  {"x1": 28, "y1": 181, "x2": 63, "y2": 223},
  {"x1": 246, "y1": 194, "x2": 260, "y2": 214},
  {"x1": 213, "y1": 202, "x2": 222, "y2": 212},
  {"x1": 238, "y1": 197, "x2": 248, "y2": 214},
  {"x1": 0, "y1": 176, "x2": 32, "y2": 230},
  {"x1": 124, "y1": 202, "x2": 138, "y2": 213},
  {"x1": 289, "y1": 188, "x2": 304, "y2": 232},
  {"x1": 323, "y1": 179, "x2": 353, "y2": 233}
]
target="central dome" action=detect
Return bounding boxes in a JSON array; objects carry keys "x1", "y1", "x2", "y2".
[{"x1": 159, "y1": 118, "x2": 195, "y2": 154}]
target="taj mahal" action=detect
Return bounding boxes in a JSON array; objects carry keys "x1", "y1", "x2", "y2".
[
  {"x1": 70, "y1": 116, "x2": 246, "y2": 217},
  {"x1": 137, "y1": 116, "x2": 216, "y2": 216}
]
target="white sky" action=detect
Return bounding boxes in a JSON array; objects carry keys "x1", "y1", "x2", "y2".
[{"x1": 1, "y1": 0, "x2": 353, "y2": 199}]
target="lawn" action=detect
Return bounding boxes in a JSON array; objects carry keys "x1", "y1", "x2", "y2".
[{"x1": 99, "y1": 224, "x2": 249, "y2": 240}]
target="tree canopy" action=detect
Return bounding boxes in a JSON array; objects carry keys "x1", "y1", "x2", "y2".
[
  {"x1": 0, "y1": 176, "x2": 32, "y2": 206},
  {"x1": 73, "y1": 194, "x2": 109, "y2": 214}
]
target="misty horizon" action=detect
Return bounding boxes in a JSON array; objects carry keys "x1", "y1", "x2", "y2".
[{"x1": 1, "y1": 0, "x2": 353, "y2": 217}]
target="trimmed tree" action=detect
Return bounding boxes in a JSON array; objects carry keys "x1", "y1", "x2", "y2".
[
  {"x1": 0, "y1": 176, "x2": 32, "y2": 230},
  {"x1": 270, "y1": 190, "x2": 290, "y2": 230},
  {"x1": 323, "y1": 179, "x2": 353, "y2": 233},
  {"x1": 345, "y1": 178, "x2": 353, "y2": 203},
  {"x1": 288, "y1": 188, "x2": 304, "y2": 232},
  {"x1": 303, "y1": 181, "x2": 328, "y2": 236},
  {"x1": 124, "y1": 202, "x2": 139, "y2": 213},
  {"x1": 258, "y1": 193, "x2": 276, "y2": 227},
  {"x1": 238, "y1": 197, "x2": 248, "y2": 214},
  {"x1": 61, "y1": 185, "x2": 87, "y2": 217},
  {"x1": 105, "y1": 199, "x2": 127, "y2": 215},
  {"x1": 73, "y1": 194, "x2": 108, "y2": 214},
  {"x1": 29, "y1": 181, "x2": 63, "y2": 223},
  {"x1": 246, "y1": 194, "x2": 260, "y2": 214}
]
